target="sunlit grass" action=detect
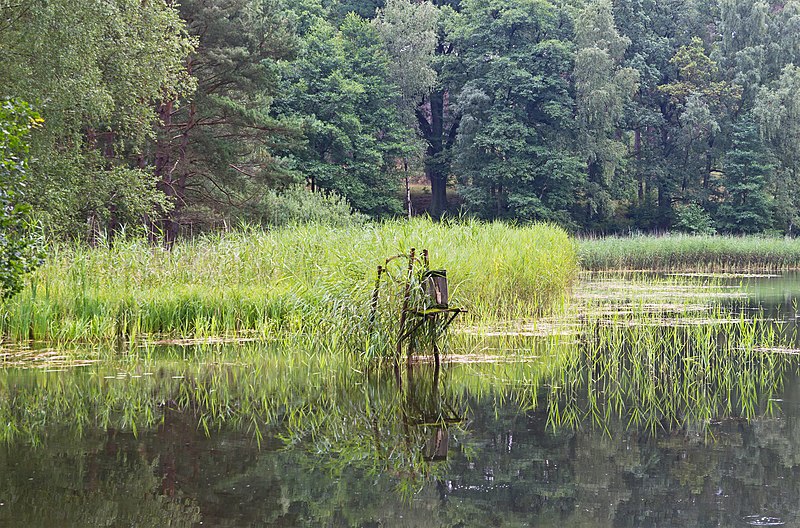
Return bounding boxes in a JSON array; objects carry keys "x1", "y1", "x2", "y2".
[
  {"x1": 578, "y1": 234, "x2": 800, "y2": 271},
  {"x1": 1, "y1": 219, "x2": 577, "y2": 351}
]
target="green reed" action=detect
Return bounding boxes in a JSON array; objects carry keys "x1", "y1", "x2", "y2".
[
  {"x1": 539, "y1": 303, "x2": 794, "y2": 436},
  {"x1": 2, "y1": 272, "x2": 797, "y2": 454},
  {"x1": 1, "y1": 219, "x2": 577, "y2": 351},
  {"x1": 0, "y1": 313, "x2": 795, "y2": 448},
  {"x1": 579, "y1": 234, "x2": 800, "y2": 271},
  {"x1": 447, "y1": 272, "x2": 800, "y2": 437}
]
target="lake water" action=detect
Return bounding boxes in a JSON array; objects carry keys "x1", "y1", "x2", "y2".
[{"x1": 3, "y1": 273, "x2": 800, "y2": 527}]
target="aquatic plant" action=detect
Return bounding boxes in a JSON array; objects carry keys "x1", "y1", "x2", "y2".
[
  {"x1": 578, "y1": 234, "x2": 800, "y2": 271},
  {"x1": 2, "y1": 269, "x2": 798, "y2": 457},
  {"x1": 0, "y1": 219, "x2": 577, "y2": 351}
]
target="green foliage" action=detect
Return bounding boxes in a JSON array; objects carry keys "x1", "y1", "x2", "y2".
[
  {"x1": 276, "y1": 9, "x2": 404, "y2": 216},
  {"x1": 574, "y1": 0, "x2": 639, "y2": 228},
  {"x1": 0, "y1": 100, "x2": 44, "y2": 298},
  {"x1": 326, "y1": 0, "x2": 385, "y2": 20},
  {"x1": 4, "y1": 0, "x2": 800, "y2": 235},
  {"x1": 716, "y1": 117, "x2": 773, "y2": 234},
  {"x1": 674, "y1": 203, "x2": 717, "y2": 235},
  {"x1": 33, "y1": 155, "x2": 170, "y2": 240},
  {"x1": 755, "y1": 65, "x2": 800, "y2": 233},
  {"x1": 1, "y1": 220, "x2": 576, "y2": 342},
  {"x1": 244, "y1": 185, "x2": 368, "y2": 226},
  {"x1": 155, "y1": 0, "x2": 300, "y2": 238},
  {"x1": 0, "y1": 0, "x2": 195, "y2": 240},
  {"x1": 373, "y1": 0, "x2": 439, "y2": 107},
  {"x1": 453, "y1": 0, "x2": 582, "y2": 226}
]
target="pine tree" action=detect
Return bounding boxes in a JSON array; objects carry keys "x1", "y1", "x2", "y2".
[{"x1": 716, "y1": 116, "x2": 773, "y2": 233}]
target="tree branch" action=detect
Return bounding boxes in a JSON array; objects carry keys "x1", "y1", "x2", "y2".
[
  {"x1": 415, "y1": 107, "x2": 433, "y2": 139},
  {"x1": 446, "y1": 114, "x2": 462, "y2": 150}
]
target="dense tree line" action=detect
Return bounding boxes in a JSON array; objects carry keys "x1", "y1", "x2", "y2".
[{"x1": 3, "y1": 0, "x2": 800, "y2": 239}]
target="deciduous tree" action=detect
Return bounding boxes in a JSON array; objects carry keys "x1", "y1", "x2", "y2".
[
  {"x1": 0, "y1": 0, "x2": 194, "y2": 239},
  {"x1": 274, "y1": 10, "x2": 404, "y2": 216},
  {"x1": 453, "y1": 0, "x2": 581, "y2": 225},
  {"x1": 0, "y1": 100, "x2": 43, "y2": 297}
]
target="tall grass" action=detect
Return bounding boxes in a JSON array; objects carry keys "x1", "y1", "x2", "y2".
[
  {"x1": 1, "y1": 219, "x2": 577, "y2": 347},
  {"x1": 578, "y1": 234, "x2": 800, "y2": 271},
  {"x1": 2, "y1": 304, "x2": 794, "y2": 446}
]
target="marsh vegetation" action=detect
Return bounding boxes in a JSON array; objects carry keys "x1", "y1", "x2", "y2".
[
  {"x1": 5, "y1": 228, "x2": 800, "y2": 526},
  {"x1": 2, "y1": 220, "x2": 575, "y2": 349},
  {"x1": 4, "y1": 248, "x2": 800, "y2": 525},
  {"x1": 578, "y1": 234, "x2": 800, "y2": 272}
]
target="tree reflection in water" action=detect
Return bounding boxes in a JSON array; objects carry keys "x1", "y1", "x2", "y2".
[{"x1": 2, "y1": 305, "x2": 800, "y2": 525}]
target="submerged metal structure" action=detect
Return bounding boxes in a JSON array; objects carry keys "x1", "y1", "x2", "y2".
[{"x1": 370, "y1": 248, "x2": 465, "y2": 372}]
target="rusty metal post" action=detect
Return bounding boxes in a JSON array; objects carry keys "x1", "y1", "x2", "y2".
[
  {"x1": 368, "y1": 265, "x2": 384, "y2": 329},
  {"x1": 396, "y1": 248, "x2": 416, "y2": 366}
]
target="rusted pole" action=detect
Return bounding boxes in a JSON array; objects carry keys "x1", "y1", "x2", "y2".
[
  {"x1": 396, "y1": 248, "x2": 416, "y2": 368},
  {"x1": 368, "y1": 265, "x2": 384, "y2": 330}
]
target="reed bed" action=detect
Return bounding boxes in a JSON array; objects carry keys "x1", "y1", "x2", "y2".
[
  {"x1": 2, "y1": 260, "x2": 796, "y2": 449},
  {"x1": 1, "y1": 219, "x2": 577, "y2": 349},
  {"x1": 2, "y1": 304, "x2": 795, "y2": 447},
  {"x1": 578, "y1": 234, "x2": 800, "y2": 271},
  {"x1": 541, "y1": 310, "x2": 793, "y2": 435}
]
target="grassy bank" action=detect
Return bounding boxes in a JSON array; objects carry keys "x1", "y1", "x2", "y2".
[
  {"x1": 578, "y1": 234, "x2": 800, "y2": 271},
  {"x1": 1, "y1": 219, "x2": 576, "y2": 347}
]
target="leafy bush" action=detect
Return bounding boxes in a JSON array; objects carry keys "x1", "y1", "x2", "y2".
[
  {"x1": 256, "y1": 185, "x2": 368, "y2": 227},
  {"x1": 674, "y1": 204, "x2": 717, "y2": 235},
  {"x1": 0, "y1": 99, "x2": 44, "y2": 298}
]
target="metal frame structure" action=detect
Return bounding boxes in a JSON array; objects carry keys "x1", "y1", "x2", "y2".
[{"x1": 369, "y1": 248, "x2": 465, "y2": 372}]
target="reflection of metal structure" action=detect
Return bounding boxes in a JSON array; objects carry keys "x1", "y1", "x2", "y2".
[
  {"x1": 399, "y1": 362, "x2": 462, "y2": 466},
  {"x1": 370, "y1": 248, "x2": 465, "y2": 371},
  {"x1": 423, "y1": 428, "x2": 449, "y2": 462}
]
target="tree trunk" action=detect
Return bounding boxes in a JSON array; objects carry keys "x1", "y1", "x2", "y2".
[
  {"x1": 587, "y1": 158, "x2": 604, "y2": 225},
  {"x1": 427, "y1": 90, "x2": 448, "y2": 217},
  {"x1": 496, "y1": 183, "x2": 503, "y2": 217},
  {"x1": 404, "y1": 158, "x2": 411, "y2": 219},
  {"x1": 702, "y1": 134, "x2": 715, "y2": 206},
  {"x1": 154, "y1": 99, "x2": 180, "y2": 244},
  {"x1": 153, "y1": 57, "x2": 196, "y2": 245},
  {"x1": 657, "y1": 182, "x2": 670, "y2": 231},
  {"x1": 635, "y1": 129, "x2": 644, "y2": 205},
  {"x1": 417, "y1": 89, "x2": 460, "y2": 218},
  {"x1": 428, "y1": 164, "x2": 448, "y2": 218}
]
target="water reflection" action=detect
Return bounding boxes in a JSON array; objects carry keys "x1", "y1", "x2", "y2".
[
  {"x1": 3, "y1": 273, "x2": 800, "y2": 525},
  {"x1": 6, "y1": 366, "x2": 800, "y2": 526},
  {"x1": 281, "y1": 364, "x2": 467, "y2": 499}
]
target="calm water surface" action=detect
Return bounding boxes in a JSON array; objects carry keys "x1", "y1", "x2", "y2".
[{"x1": 3, "y1": 273, "x2": 800, "y2": 527}]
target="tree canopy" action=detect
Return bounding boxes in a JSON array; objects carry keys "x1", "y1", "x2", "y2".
[{"x1": 3, "y1": 0, "x2": 800, "y2": 241}]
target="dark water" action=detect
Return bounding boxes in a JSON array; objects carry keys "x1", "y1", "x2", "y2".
[
  {"x1": 5, "y1": 380, "x2": 800, "y2": 528},
  {"x1": 3, "y1": 274, "x2": 800, "y2": 527}
]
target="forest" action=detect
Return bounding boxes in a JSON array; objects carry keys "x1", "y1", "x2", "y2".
[{"x1": 2, "y1": 0, "x2": 800, "y2": 248}]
